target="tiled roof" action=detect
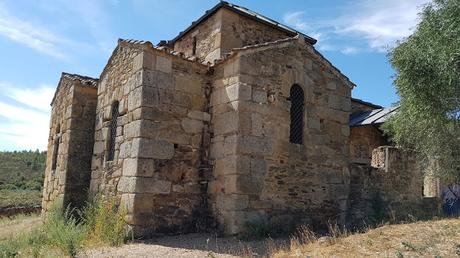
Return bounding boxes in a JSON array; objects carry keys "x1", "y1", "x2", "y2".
[
  {"x1": 350, "y1": 107, "x2": 399, "y2": 127},
  {"x1": 51, "y1": 72, "x2": 98, "y2": 105},
  {"x1": 61, "y1": 72, "x2": 98, "y2": 88},
  {"x1": 118, "y1": 38, "x2": 211, "y2": 66},
  {"x1": 351, "y1": 98, "x2": 383, "y2": 109},
  {"x1": 211, "y1": 35, "x2": 355, "y2": 89},
  {"x1": 165, "y1": 1, "x2": 317, "y2": 46}
]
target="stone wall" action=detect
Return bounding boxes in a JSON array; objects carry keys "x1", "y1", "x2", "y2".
[
  {"x1": 42, "y1": 75, "x2": 97, "y2": 211},
  {"x1": 173, "y1": 9, "x2": 223, "y2": 62},
  {"x1": 92, "y1": 40, "x2": 213, "y2": 236},
  {"x1": 173, "y1": 8, "x2": 293, "y2": 63},
  {"x1": 208, "y1": 37, "x2": 353, "y2": 234},
  {"x1": 120, "y1": 48, "x2": 212, "y2": 236},
  {"x1": 89, "y1": 41, "x2": 143, "y2": 200},
  {"x1": 220, "y1": 8, "x2": 292, "y2": 56},
  {"x1": 349, "y1": 125, "x2": 388, "y2": 164},
  {"x1": 349, "y1": 146, "x2": 438, "y2": 226}
]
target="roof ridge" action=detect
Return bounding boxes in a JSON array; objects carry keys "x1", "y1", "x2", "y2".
[
  {"x1": 211, "y1": 36, "x2": 298, "y2": 65},
  {"x1": 61, "y1": 72, "x2": 98, "y2": 83},
  {"x1": 51, "y1": 72, "x2": 98, "y2": 106},
  {"x1": 165, "y1": 1, "x2": 317, "y2": 45},
  {"x1": 118, "y1": 38, "x2": 211, "y2": 66},
  {"x1": 351, "y1": 98, "x2": 383, "y2": 109}
]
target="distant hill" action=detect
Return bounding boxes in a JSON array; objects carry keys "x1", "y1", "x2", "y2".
[
  {"x1": 0, "y1": 150, "x2": 46, "y2": 191},
  {"x1": 0, "y1": 150, "x2": 46, "y2": 209}
]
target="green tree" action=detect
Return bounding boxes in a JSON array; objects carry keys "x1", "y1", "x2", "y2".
[{"x1": 385, "y1": 0, "x2": 460, "y2": 182}]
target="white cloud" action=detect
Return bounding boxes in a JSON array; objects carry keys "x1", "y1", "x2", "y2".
[
  {"x1": 0, "y1": 4, "x2": 68, "y2": 59},
  {"x1": 283, "y1": 11, "x2": 309, "y2": 31},
  {"x1": 341, "y1": 46, "x2": 361, "y2": 55},
  {"x1": 0, "y1": 83, "x2": 53, "y2": 151},
  {"x1": 335, "y1": 0, "x2": 431, "y2": 52},
  {"x1": 283, "y1": 0, "x2": 431, "y2": 53},
  {"x1": 2, "y1": 84, "x2": 54, "y2": 112}
]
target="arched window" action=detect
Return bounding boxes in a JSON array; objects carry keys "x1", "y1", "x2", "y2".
[
  {"x1": 107, "y1": 101, "x2": 119, "y2": 161},
  {"x1": 52, "y1": 125, "x2": 61, "y2": 170},
  {"x1": 289, "y1": 85, "x2": 304, "y2": 144}
]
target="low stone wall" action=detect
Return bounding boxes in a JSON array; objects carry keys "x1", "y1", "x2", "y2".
[{"x1": 348, "y1": 146, "x2": 440, "y2": 227}]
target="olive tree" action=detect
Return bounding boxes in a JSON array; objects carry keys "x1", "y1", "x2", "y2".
[{"x1": 385, "y1": 0, "x2": 460, "y2": 182}]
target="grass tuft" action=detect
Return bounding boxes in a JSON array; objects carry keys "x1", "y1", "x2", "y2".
[{"x1": 0, "y1": 197, "x2": 127, "y2": 257}]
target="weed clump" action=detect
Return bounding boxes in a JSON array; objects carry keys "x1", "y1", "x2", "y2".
[{"x1": 0, "y1": 197, "x2": 127, "y2": 257}]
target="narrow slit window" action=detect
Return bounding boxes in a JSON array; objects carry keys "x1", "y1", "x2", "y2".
[
  {"x1": 192, "y1": 36, "x2": 197, "y2": 56},
  {"x1": 52, "y1": 135, "x2": 60, "y2": 170},
  {"x1": 107, "y1": 101, "x2": 119, "y2": 161},
  {"x1": 289, "y1": 84, "x2": 304, "y2": 144}
]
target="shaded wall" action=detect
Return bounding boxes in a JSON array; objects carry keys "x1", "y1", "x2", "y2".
[
  {"x1": 349, "y1": 146, "x2": 438, "y2": 226},
  {"x1": 209, "y1": 38, "x2": 352, "y2": 234},
  {"x1": 43, "y1": 76, "x2": 97, "y2": 212},
  {"x1": 349, "y1": 125, "x2": 388, "y2": 164}
]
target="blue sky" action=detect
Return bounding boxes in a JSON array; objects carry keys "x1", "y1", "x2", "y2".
[{"x1": 0, "y1": 0, "x2": 430, "y2": 151}]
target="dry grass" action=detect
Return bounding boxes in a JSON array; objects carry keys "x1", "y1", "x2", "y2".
[
  {"x1": 0, "y1": 213, "x2": 41, "y2": 240},
  {"x1": 273, "y1": 218, "x2": 460, "y2": 257}
]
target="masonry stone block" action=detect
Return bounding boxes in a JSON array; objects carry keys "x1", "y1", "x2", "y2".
[
  {"x1": 133, "y1": 52, "x2": 156, "y2": 72},
  {"x1": 237, "y1": 136, "x2": 273, "y2": 156},
  {"x1": 187, "y1": 111, "x2": 211, "y2": 122},
  {"x1": 122, "y1": 158, "x2": 155, "y2": 177},
  {"x1": 132, "y1": 138, "x2": 175, "y2": 159},
  {"x1": 214, "y1": 155, "x2": 250, "y2": 176},
  {"x1": 156, "y1": 55, "x2": 172, "y2": 74},
  {"x1": 175, "y1": 75, "x2": 202, "y2": 95},
  {"x1": 181, "y1": 118, "x2": 204, "y2": 134},
  {"x1": 216, "y1": 194, "x2": 249, "y2": 211},
  {"x1": 252, "y1": 89, "x2": 267, "y2": 103}
]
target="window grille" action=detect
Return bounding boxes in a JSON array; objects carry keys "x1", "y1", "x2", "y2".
[
  {"x1": 289, "y1": 85, "x2": 304, "y2": 144},
  {"x1": 52, "y1": 135, "x2": 60, "y2": 170},
  {"x1": 107, "y1": 101, "x2": 119, "y2": 161}
]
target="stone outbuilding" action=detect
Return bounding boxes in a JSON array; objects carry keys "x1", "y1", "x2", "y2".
[{"x1": 43, "y1": 1, "x2": 436, "y2": 236}]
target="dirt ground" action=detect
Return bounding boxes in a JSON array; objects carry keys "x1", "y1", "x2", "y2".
[
  {"x1": 83, "y1": 234, "x2": 287, "y2": 258},
  {"x1": 0, "y1": 214, "x2": 41, "y2": 240}
]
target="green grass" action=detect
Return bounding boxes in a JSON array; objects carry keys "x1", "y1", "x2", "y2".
[
  {"x1": 0, "y1": 189, "x2": 42, "y2": 208},
  {"x1": 0, "y1": 198, "x2": 127, "y2": 257}
]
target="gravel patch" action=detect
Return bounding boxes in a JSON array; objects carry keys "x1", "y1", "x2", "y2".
[{"x1": 83, "y1": 233, "x2": 288, "y2": 258}]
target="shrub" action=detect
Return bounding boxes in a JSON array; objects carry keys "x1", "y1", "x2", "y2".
[
  {"x1": 43, "y1": 205, "x2": 87, "y2": 257},
  {"x1": 240, "y1": 218, "x2": 297, "y2": 240},
  {"x1": 82, "y1": 197, "x2": 127, "y2": 246}
]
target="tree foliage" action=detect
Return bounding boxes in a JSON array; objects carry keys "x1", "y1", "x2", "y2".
[{"x1": 385, "y1": 0, "x2": 460, "y2": 182}]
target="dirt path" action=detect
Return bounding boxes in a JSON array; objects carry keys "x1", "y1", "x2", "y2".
[
  {"x1": 83, "y1": 233, "x2": 287, "y2": 258},
  {"x1": 0, "y1": 215, "x2": 41, "y2": 240}
]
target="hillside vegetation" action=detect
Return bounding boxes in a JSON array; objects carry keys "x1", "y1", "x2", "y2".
[{"x1": 0, "y1": 150, "x2": 46, "y2": 208}]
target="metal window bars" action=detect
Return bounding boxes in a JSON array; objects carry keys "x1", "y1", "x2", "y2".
[{"x1": 289, "y1": 85, "x2": 304, "y2": 145}]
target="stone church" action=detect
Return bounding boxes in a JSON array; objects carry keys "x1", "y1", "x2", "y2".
[{"x1": 42, "y1": 2, "x2": 436, "y2": 236}]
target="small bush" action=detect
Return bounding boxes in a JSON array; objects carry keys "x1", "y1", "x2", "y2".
[
  {"x1": 43, "y1": 205, "x2": 87, "y2": 257},
  {"x1": 240, "y1": 218, "x2": 297, "y2": 240},
  {"x1": 82, "y1": 197, "x2": 127, "y2": 246},
  {"x1": 241, "y1": 220, "x2": 272, "y2": 240}
]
